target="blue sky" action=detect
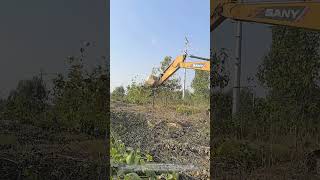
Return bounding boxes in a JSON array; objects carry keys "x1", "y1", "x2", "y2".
[{"x1": 111, "y1": 0, "x2": 210, "y2": 91}]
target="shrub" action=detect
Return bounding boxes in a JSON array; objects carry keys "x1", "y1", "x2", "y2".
[
  {"x1": 111, "y1": 86, "x2": 125, "y2": 101},
  {"x1": 126, "y1": 83, "x2": 152, "y2": 105}
]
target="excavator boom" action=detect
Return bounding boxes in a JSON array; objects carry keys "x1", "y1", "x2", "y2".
[
  {"x1": 211, "y1": 0, "x2": 320, "y2": 32},
  {"x1": 147, "y1": 0, "x2": 320, "y2": 87},
  {"x1": 179, "y1": 62, "x2": 210, "y2": 71},
  {"x1": 157, "y1": 55, "x2": 187, "y2": 86},
  {"x1": 145, "y1": 55, "x2": 210, "y2": 87}
]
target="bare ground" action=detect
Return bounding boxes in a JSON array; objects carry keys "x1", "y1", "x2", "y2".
[
  {"x1": 0, "y1": 119, "x2": 106, "y2": 179},
  {"x1": 110, "y1": 101, "x2": 210, "y2": 179}
]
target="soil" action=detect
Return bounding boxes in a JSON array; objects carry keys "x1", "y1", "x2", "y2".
[
  {"x1": 0, "y1": 119, "x2": 107, "y2": 180},
  {"x1": 110, "y1": 101, "x2": 210, "y2": 179}
]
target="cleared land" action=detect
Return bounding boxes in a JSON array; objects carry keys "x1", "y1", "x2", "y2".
[{"x1": 111, "y1": 100, "x2": 210, "y2": 179}]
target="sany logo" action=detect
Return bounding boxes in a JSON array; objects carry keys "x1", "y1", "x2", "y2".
[
  {"x1": 193, "y1": 64, "x2": 204, "y2": 68},
  {"x1": 255, "y1": 7, "x2": 308, "y2": 22},
  {"x1": 265, "y1": 9, "x2": 300, "y2": 18}
]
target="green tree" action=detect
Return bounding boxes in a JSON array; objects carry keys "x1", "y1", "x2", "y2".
[
  {"x1": 126, "y1": 80, "x2": 152, "y2": 105},
  {"x1": 4, "y1": 75, "x2": 48, "y2": 123},
  {"x1": 210, "y1": 49, "x2": 231, "y2": 122},
  {"x1": 51, "y1": 44, "x2": 108, "y2": 135},
  {"x1": 257, "y1": 27, "x2": 320, "y2": 125},
  {"x1": 152, "y1": 56, "x2": 181, "y2": 90},
  {"x1": 191, "y1": 70, "x2": 210, "y2": 101},
  {"x1": 152, "y1": 56, "x2": 182, "y2": 105},
  {"x1": 111, "y1": 86, "x2": 125, "y2": 101}
]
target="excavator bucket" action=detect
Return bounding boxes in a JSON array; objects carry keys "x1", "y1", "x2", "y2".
[{"x1": 145, "y1": 74, "x2": 159, "y2": 87}]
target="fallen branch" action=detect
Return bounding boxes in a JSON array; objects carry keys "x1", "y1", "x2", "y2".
[{"x1": 0, "y1": 157, "x2": 18, "y2": 165}]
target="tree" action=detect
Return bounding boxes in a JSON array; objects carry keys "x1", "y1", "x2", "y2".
[
  {"x1": 257, "y1": 27, "x2": 320, "y2": 122},
  {"x1": 191, "y1": 70, "x2": 210, "y2": 101},
  {"x1": 111, "y1": 86, "x2": 125, "y2": 101},
  {"x1": 152, "y1": 56, "x2": 181, "y2": 91},
  {"x1": 151, "y1": 56, "x2": 182, "y2": 104},
  {"x1": 210, "y1": 49, "x2": 231, "y2": 122},
  {"x1": 51, "y1": 44, "x2": 108, "y2": 135},
  {"x1": 126, "y1": 81, "x2": 152, "y2": 105},
  {"x1": 4, "y1": 75, "x2": 48, "y2": 123}
]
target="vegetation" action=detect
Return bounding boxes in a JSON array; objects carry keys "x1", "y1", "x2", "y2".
[
  {"x1": 111, "y1": 55, "x2": 211, "y2": 112},
  {"x1": 111, "y1": 86, "x2": 126, "y2": 101},
  {"x1": 1, "y1": 43, "x2": 108, "y2": 135},
  {"x1": 0, "y1": 43, "x2": 109, "y2": 179},
  {"x1": 212, "y1": 27, "x2": 320, "y2": 178},
  {"x1": 110, "y1": 134, "x2": 179, "y2": 179},
  {"x1": 110, "y1": 54, "x2": 212, "y2": 178}
]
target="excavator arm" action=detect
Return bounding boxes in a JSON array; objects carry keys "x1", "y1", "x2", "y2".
[
  {"x1": 147, "y1": 0, "x2": 320, "y2": 87},
  {"x1": 146, "y1": 55, "x2": 210, "y2": 87},
  {"x1": 211, "y1": 0, "x2": 320, "y2": 32}
]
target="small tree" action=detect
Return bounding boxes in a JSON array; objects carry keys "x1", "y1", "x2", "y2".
[
  {"x1": 51, "y1": 43, "x2": 108, "y2": 135},
  {"x1": 4, "y1": 75, "x2": 48, "y2": 123},
  {"x1": 111, "y1": 86, "x2": 125, "y2": 101},
  {"x1": 126, "y1": 81, "x2": 152, "y2": 105},
  {"x1": 191, "y1": 70, "x2": 210, "y2": 103},
  {"x1": 257, "y1": 26, "x2": 320, "y2": 131},
  {"x1": 152, "y1": 56, "x2": 182, "y2": 105}
]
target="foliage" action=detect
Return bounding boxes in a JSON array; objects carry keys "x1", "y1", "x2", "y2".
[
  {"x1": 212, "y1": 27, "x2": 320, "y2": 175},
  {"x1": 3, "y1": 75, "x2": 49, "y2": 123},
  {"x1": 111, "y1": 86, "x2": 126, "y2": 101},
  {"x1": 210, "y1": 48, "x2": 230, "y2": 90},
  {"x1": 257, "y1": 26, "x2": 320, "y2": 122},
  {"x1": 0, "y1": 42, "x2": 108, "y2": 136},
  {"x1": 51, "y1": 47, "x2": 108, "y2": 135},
  {"x1": 175, "y1": 104, "x2": 201, "y2": 116},
  {"x1": 110, "y1": 135, "x2": 179, "y2": 180},
  {"x1": 210, "y1": 48, "x2": 232, "y2": 131},
  {"x1": 216, "y1": 139, "x2": 260, "y2": 163},
  {"x1": 152, "y1": 56, "x2": 181, "y2": 91},
  {"x1": 152, "y1": 56, "x2": 182, "y2": 104},
  {"x1": 0, "y1": 98, "x2": 6, "y2": 118},
  {"x1": 191, "y1": 70, "x2": 210, "y2": 101},
  {"x1": 126, "y1": 80, "x2": 152, "y2": 105}
]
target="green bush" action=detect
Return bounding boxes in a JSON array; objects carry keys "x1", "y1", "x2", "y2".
[
  {"x1": 110, "y1": 135, "x2": 179, "y2": 179},
  {"x1": 215, "y1": 139, "x2": 261, "y2": 167},
  {"x1": 3, "y1": 76, "x2": 48, "y2": 123},
  {"x1": 175, "y1": 104, "x2": 201, "y2": 115},
  {"x1": 125, "y1": 83, "x2": 152, "y2": 105},
  {"x1": 111, "y1": 86, "x2": 125, "y2": 101},
  {"x1": 49, "y1": 47, "x2": 108, "y2": 135}
]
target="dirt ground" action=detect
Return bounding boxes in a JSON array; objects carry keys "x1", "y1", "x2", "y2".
[
  {"x1": 0, "y1": 119, "x2": 107, "y2": 180},
  {"x1": 110, "y1": 101, "x2": 210, "y2": 179},
  {"x1": 110, "y1": 101, "x2": 320, "y2": 180}
]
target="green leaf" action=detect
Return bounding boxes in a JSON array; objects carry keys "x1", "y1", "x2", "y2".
[
  {"x1": 124, "y1": 173, "x2": 142, "y2": 180},
  {"x1": 126, "y1": 151, "x2": 135, "y2": 165},
  {"x1": 146, "y1": 154, "x2": 153, "y2": 162}
]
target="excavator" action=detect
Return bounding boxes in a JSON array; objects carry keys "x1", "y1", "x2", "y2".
[
  {"x1": 211, "y1": 0, "x2": 320, "y2": 32},
  {"x1": 146, "y1": 0, "x2": 320, "y2": 87},
  {"x1": 145, "y1": 54, "x2": 210, "y2": 86}
]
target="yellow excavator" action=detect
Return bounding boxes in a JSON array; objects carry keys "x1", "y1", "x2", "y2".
[
  {"x1": 145, "y1": 54, "x2": 210, "y2": 86},
  {"x1": 146, "y1": 0, "x2": 320, "y2": 87},
  {"x1": 211, "y1": 0, "x2": 320, "y2": 32}
]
